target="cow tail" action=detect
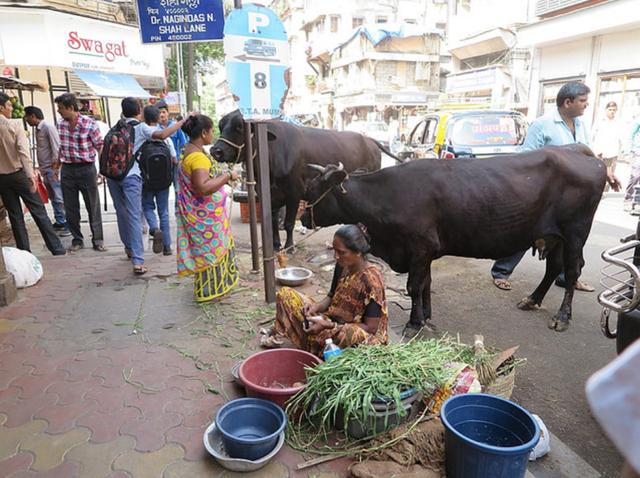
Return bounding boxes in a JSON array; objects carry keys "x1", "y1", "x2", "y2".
[{"x1": 372, "y1": 140, "x2": 404, "y2": 164}]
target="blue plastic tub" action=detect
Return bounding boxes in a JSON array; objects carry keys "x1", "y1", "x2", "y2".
[
  {"x1": 441, "y1": 393, "x2": 540, "y2": 478},
  {"x1": 215, "y1": 398, "x2": 287, "y2": 460}
]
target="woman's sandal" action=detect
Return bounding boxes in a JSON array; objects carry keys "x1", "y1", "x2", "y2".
[
  {"x1": 493, "y1": 278, "x2": 512, "y2": 291},
  {"x1": 133, "y1": 265, "x2": 148, "y2": 275}
]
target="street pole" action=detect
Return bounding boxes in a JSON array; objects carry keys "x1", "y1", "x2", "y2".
[
  {"x1": 244, "y1": 122, "x2": 260, "y2": 273},
  {"x1": 255, "y1": 123, "x2": 276, "y2": 303},
  {"x1": 176, "y1": 43, "x2": 186, "y2": 116}
]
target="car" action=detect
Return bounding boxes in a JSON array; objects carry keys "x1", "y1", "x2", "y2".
[
  {"x1": 243, "y1": 39, "x2": 277, "y2": 57},
  {"x1": 401, "y1": 110, "x2": 528, "y2": 160},
  {"x1": 345, "y1": 120, "x2": 389, "y2": 148}
]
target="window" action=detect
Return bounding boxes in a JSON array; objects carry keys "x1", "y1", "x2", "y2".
[
  {"x1": 330, "y1": 15, "x2": 340, "y2": 33},
  {"x1": 539, "y1": 79, "x2": 583, "y2": 117},
  {"x1": 376, "y1": 16, "x2": 388, "y2": 23},
  {"x1": 352, "y1": 17, "x2": 364, "y2": 29},
  {"x1": 423, "y1": 119, "x2": 438, "y2": 145},
  {"x1": 409, "y1": 120, "x2": 427, "y2": 144},
  {"x1": 597, "y1": 73, "x2": 640, "y2": 128}
]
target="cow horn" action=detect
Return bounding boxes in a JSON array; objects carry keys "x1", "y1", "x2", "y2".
[
  {"x1": 307, "y1": 164, "x2": 326, "y2": 173},
  {"x1": 337, "y1": 162, "x2": 344, "y2": 171}
]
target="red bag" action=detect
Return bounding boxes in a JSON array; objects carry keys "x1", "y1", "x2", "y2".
[{"x1": 36, "y1": 175, "x2": 48, "y2": 204}]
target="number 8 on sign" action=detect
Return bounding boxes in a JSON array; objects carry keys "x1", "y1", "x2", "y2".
[{"x1": 254, "y1": 72, "x2": 267, "y2": 89}]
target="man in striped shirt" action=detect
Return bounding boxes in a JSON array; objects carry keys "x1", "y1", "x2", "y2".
[{"x1": 54, "y1": 93, "x2": 106, "y2": 252}]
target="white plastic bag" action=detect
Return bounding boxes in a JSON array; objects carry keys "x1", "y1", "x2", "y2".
[
  {"x1": 529, "y1": 414, "x2": 551, "y2": 461},
  {"x1": 2, "y1": 247, "x2": 43, "y2": 288}
]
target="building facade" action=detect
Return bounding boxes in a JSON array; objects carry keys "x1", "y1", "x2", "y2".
[{"x1": 518, "y1": 0, "x2": 640, "y2": 135}]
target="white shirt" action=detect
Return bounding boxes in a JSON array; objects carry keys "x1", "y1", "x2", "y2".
[{"x1": 592, "y1": 117, "x2": 622, "y2": 158}]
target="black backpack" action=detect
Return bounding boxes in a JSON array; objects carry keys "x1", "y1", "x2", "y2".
[
  {"x1": 136, "y1": 139, "x2": 173, "y2": 190},
  {"x1": 99, "y1": 119, "x2": 139, "y2": 180}
]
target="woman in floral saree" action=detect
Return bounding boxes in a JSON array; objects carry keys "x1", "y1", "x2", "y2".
[{"x1": 176, "y1": 114, "x2": 239, "y2": 302}]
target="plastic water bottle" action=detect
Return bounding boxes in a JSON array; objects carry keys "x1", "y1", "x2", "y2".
[{"x1": 323, "y1": 338, "x2": 342, "y2": 361}]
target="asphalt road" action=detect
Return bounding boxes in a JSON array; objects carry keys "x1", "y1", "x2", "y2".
[{"x1": 373, "y1": 194, "x2": 634, "y2": 478}]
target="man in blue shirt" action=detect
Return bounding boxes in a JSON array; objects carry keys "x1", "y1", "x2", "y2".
[
  {"x1": 156, "y1": 100, "x2": 188, "y2": 193},
  {"x1": 491, "y1": 81, "x2": 621, "y2": 292}
]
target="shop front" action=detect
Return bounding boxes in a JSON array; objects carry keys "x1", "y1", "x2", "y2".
[{"x1": 0, "y1": 5, "x2": 165, "y2": 126}]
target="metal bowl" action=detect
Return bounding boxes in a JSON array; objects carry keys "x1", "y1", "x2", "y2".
[
  {"x1": 203, "y1": 421, "x2": 284, "y2": 472},
  {"x1": 275, "y1": 267, "x2": 313, "y2": 287},
  {"x1": 231, "y1": 361, "x2": 244, "y2": 386}
]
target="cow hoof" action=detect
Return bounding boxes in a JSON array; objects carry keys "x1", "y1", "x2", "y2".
[
  {"x1": 517, "y1": 297, "x2": 540, "y2": 311},
  {"x1": 402, "y1": 324, "x2": 423, "y2": 340},
  {"x1": 548, "y1": 315, "x2": 570, "y2": 332}
]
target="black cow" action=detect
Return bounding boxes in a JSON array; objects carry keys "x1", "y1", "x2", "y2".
[
  {"x1": 301, "y1": 144, "x2": 607, "y2": 335},
  {"x1": 211, "y1": 110, "x2": 388, "y2": 250}
]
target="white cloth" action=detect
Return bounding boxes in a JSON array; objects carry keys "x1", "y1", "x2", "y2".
[
  {"x1": 586, "y1": 338, "x2": 640, "y2": 473},
  {"x1": 2, "y1": 247, "x2": 43, "y2": 288},
  {"x1": 592, "y1": 118, "x2": 622, "y2": 158}
]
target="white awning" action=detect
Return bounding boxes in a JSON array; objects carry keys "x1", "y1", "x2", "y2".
[
  {"x1": 447, "y1": 28, "x2": 515, "y2": 60},
  {"x1": 74, "y1": 70, "x2": 152, "y2": 98}
]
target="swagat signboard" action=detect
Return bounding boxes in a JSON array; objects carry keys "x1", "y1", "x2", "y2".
[
  {"x1": 136, "y1": 0, "x2": 225, "y2": 44},
  {"x1": 223, "y1": 4, "x2": 289, "y2": 120}
]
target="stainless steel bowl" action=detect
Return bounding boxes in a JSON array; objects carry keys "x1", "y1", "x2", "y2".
[
  {"x1": 203, "y1": 421, "x2": 284, "y2": 472},
  {"x1": 275, "y1": 267, "x2": 313, "y2": 287}
]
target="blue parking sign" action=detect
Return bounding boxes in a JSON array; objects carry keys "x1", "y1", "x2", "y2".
[
  {"x1": 136, "y1": 0, "x2": 224, "y2": 44},
  {"x1": 223, "y1": 4, "x2": 289, "y2": 120}
]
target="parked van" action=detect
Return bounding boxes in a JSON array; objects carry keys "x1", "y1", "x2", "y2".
[{"x1": 401, "y1": 110, "x2": 528, "y2": 160}]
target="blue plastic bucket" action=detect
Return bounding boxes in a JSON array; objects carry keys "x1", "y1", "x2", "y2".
[
  {"x1": 441, "y1": 393, "x2": 540, "y2": 478},
  {"x1": 215, "y1": 398, "x2": 287, "y2": 460}
]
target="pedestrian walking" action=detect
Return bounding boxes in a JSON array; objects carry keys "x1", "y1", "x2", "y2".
[
  {"x1": 54, "y1": 93, "x2": 106, "y2": 252},
  {"x1": 104, "y1": 98, "x2": 185, "y2": 275},
  {"x1": 490, "y1": 81, "x2": 621, "y2": 293},
  {"x1": 592, "y1": 101, "x2": 622, "y2": 192},
  {"x1": 624, "y1": 117, "x2": 640, "y2": 211},
  {"x1": 156, "y1": 100, "x2": 187, "y2": 193},
  {"x1": 139, "y1": 105, "x2": 177, "y2": 256},
  {"x1": 23, "y1": 106, "x2": 70, "y2": 235},
  {"x1": 176, "y1": 114, "x2": 239, "y2": 302},
  {"x1": 0, "y1": 92, "x2": 66, "y2": 255}
]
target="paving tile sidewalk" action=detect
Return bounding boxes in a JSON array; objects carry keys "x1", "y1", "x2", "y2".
[{"x1": 0, "y1": 232, "x2": 352, "y2": 478}]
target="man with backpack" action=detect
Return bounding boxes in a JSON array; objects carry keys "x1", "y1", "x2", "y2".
[
  {"x1": 101, "y1": 98, "x2": 184, "y2": 275},
  {"x1": 138, "y1": 105, "x2": 176, "y2": 256}
]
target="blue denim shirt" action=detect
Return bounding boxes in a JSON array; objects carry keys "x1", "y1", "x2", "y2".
[{"x1": 523, "y1": 109, "x2": 590, "y2": 151}]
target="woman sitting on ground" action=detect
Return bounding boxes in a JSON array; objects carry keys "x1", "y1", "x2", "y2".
[
  {"x1": 265, "y1": 224, "x2": 389, "y2": 357},
  {"x1": 176, "y1": 114, "x2": 239, "y2": 302}
]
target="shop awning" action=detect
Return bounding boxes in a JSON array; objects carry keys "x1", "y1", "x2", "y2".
[{"x1": 73, "y1": 71, "x2": 152, "y2": 98}]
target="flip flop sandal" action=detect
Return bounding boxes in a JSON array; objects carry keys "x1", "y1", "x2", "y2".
[
  {"x1": 133, "y1": 265, "x2": 148, "y2": 275},
  {"x1": 493, "y1": 278, "x2": 512, "y2": 291}
]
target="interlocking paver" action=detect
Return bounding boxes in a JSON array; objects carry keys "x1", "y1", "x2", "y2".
[
  {"x1": 112, "y1": 444, "x2": 184, "y2": 478},
  {"x1": 59, "y1": 357, "x2": 103, "y2": 382},
  {"x1": 163, "y1": 376, "x2": 209, "y2": 401},
  {"x1": 20, "y1": 427, "x2": 90, "y2": 471},
  {"x1": 76, "y1": 406, "x2": 141, "y2": 444},
  {"x1": 120, "y1": 411, "x2": 182, "y2": 452},
  {"x1": 9, "y1": 460, "x2": 82, "y2": 478},
  {"x1": 165, "y1": 396, "x2": 218, "y2": 428},
  {"x1": 0, "y1": 419, "x2": 47, "y2": 460},
  {"x1": 0, "y1": 319, "x2": 19, "y2": 333},
  {"x1": 0, "y1": 392, "x2": 57, "y2": 428},
  {"x1": 22, "y1": 355, "x2": 69, "y2": 378},
  {"x1": 165, "y1": 424, "x2": 208, "y2": 461},
  {"x1": 34, "y1": 398, "x2": 98, "y2": 434},
  {"x1": 91, "y1": 363, "x2": 132, "y2": 389},
  {"x1": 45, "y1": 376, "x2": 103, "y2": 406},
  {"x1": 83, "y1": 384, "x2": 139, "y2": 414},
  {"x1": 66, "y1": 436, "x2": 136, "y2": 478},
  {"x1": 10, "y1": 370, "x2": 67, "y2": 400},
  {"x1": 0, "y1": 452, "x2": 34, "y2": 476},
  {"x1": 124, "y1": 387, "x2": 178, "y2": 418}
]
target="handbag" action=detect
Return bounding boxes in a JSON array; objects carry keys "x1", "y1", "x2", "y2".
[{"x1": 36, "y1": 174, "x2": 48, "y2": 204}]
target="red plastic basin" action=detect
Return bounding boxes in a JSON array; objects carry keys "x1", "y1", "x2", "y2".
[{"x1": 239, "y1": 348, "x2": 321, "y2": 409}]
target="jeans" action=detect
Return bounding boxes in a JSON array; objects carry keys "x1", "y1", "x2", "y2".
[
  {"x1": 40, "y1": 168, "x2": 66, "y2": 225},
  {"x1": 107, "y1": 175, "x2": 144, "y2": 266},
  {"x1": 625, "y1": 153, "x2": 640, "y2": 201},
  {"x1": 60, "y1": 162, "x2": 103, "y2": 247},
  {"x1": 0, "y1": 169, "x2": 65, "y2": 255},
  {"x1": 491, "y1": 249, "x2": 567, "y2": 283},
  {"x1": 142, "y1": 187, "x2": 171, "y2": 248}
]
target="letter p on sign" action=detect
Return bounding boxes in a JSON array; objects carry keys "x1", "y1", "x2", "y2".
[{"x1": 248, "y1": 12, "x2": 269, "y2": 33}]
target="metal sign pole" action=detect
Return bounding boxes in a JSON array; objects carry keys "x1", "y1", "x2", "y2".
[
  {"x1": 255, "y1": 122, "x2": 276, "y2": 303},
  {"x1": 244, "y1": 121, "x2": 260, "y2": 273}
]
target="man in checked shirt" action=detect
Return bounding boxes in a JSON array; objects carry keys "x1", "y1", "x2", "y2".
[{"x1": 54, "y1": 93, "x2": 106, "y2": 252}]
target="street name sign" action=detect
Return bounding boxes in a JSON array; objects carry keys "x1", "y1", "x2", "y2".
[
  {"x1": 136, "y1": 0, "x2": 225, "y2": 44},
  {"x1": 223, "y1": 4, "x2": 289, "y2": 120}
]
